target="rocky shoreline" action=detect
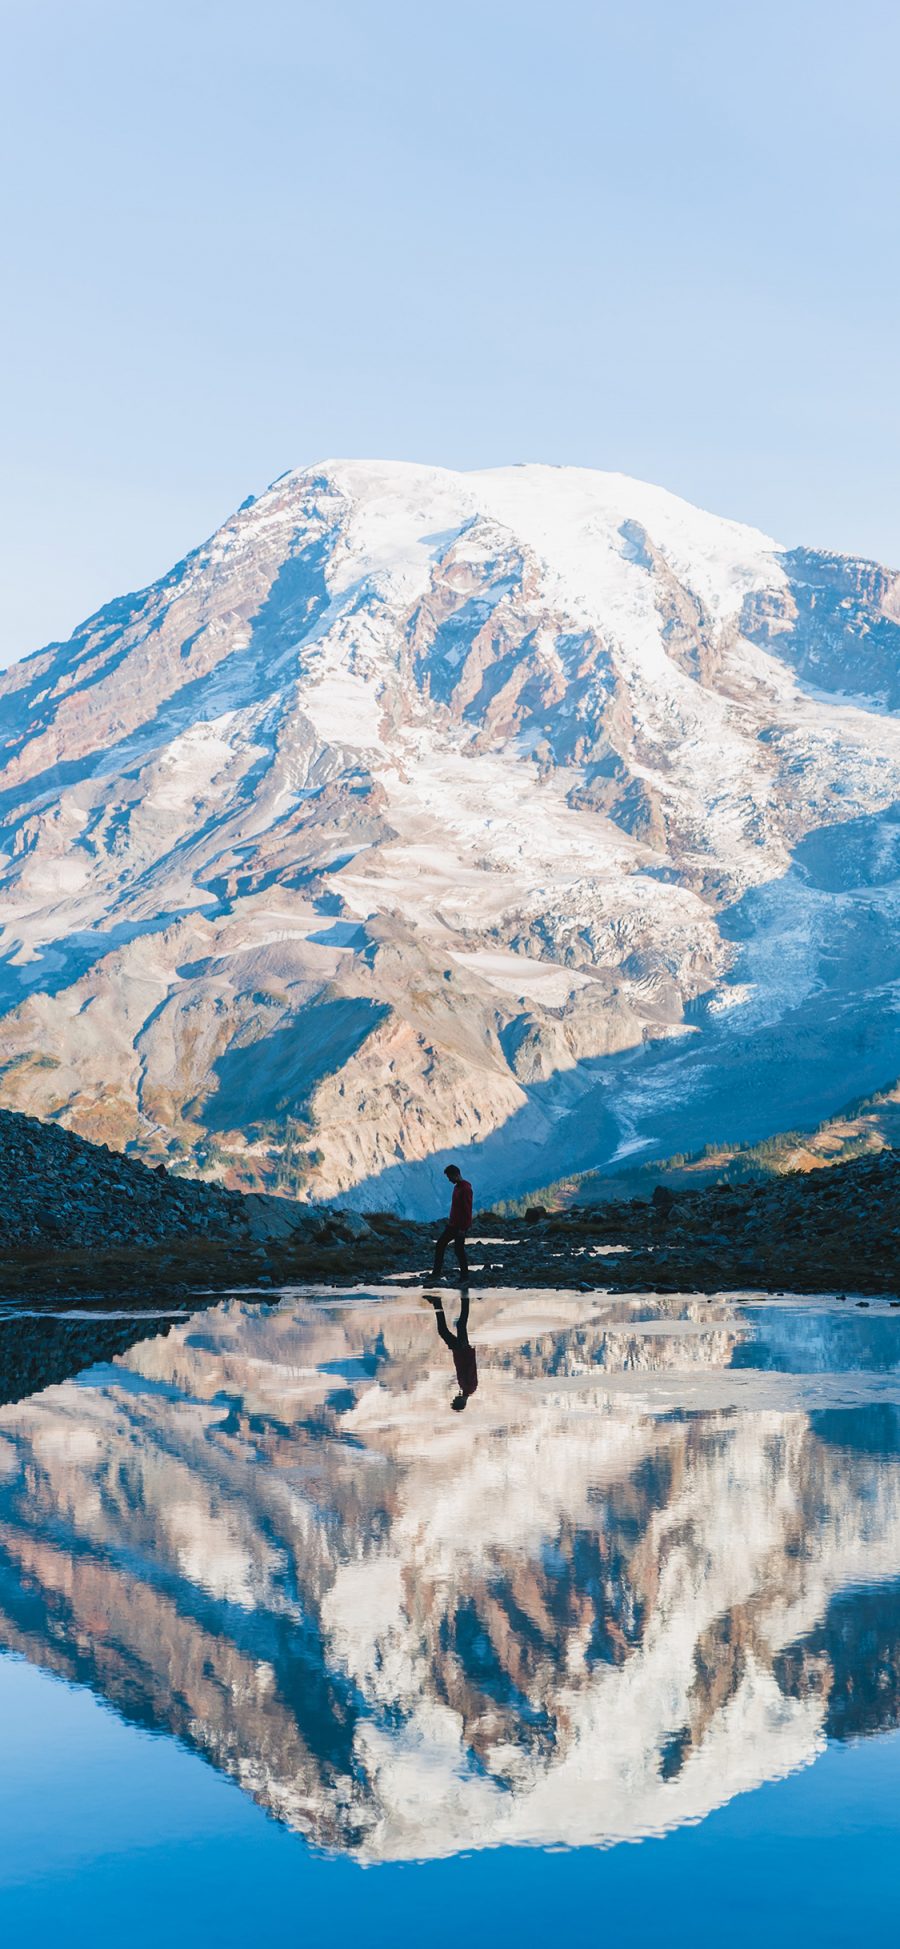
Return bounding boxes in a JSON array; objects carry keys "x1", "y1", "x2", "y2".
[
  {"x1": 0, "y1": 1105, "x2": 896, "y2": 1308},
  {"x1": 0, "y1": 1108, "x2": 896, "y2": 1411}
]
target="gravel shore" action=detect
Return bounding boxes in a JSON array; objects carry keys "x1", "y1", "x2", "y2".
[{"x1": 0, "y1": 1105, "x2": 895, "y2": 1308}]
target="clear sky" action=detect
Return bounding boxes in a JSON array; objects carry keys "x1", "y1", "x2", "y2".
[{"x1": 2, "y1": 0, "x2": 899, "y2": 664}]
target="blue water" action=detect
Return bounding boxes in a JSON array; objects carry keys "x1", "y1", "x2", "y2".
[{"x1": 1, "y1": 1285, "x2": 899, "y2": 1945}]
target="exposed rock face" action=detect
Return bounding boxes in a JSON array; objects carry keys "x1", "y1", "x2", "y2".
[
  {"x1": 1, "y1": 461, "x2": 899, "y2": 1213},
  {"x1": 1, "y1": 1290, "x2": 900, "y2": 1859},
  {"x1": 742, "y1": 548, "x2": 900, "y2": 710}
]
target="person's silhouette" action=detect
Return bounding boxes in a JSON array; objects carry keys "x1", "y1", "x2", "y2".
[
  {"x1": 431, "y1": 1163, "x2": 472, "y2": 1282},
  {"x1": 427, "y1": 1289, "x2": 478, "y2": 1411}
]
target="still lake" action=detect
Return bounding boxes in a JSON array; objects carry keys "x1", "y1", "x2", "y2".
[{"x1": 1, "y1": 1280, "x2": 900, "y2": 1945}]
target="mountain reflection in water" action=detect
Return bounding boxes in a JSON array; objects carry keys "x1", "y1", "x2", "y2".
[{"x1": 1, "y1": 1287, "x2": 900, "y2": 1863}]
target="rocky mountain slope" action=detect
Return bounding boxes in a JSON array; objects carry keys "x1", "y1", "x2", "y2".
[
  {"x1": 0, "y1": 1101, "x2": 377, "y2": 1317},
  {"x1": 1, "y1": 461, "x2": 899, "y2": 1213}
]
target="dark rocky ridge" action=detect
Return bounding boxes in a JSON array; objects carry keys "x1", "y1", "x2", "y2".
[
  {"x1": 517, "y1": 1151, "x2": 900, "y2": 1298},
  {"x1": 0, "y1": 1104, "x2": 896, "y2": 1313},
  {"x1": 0, "y1": 1104, "x2": 244, "y2": 1250},
  {"x1": 0, "y1": 1104, "x2": 378, "y2": 1306}
]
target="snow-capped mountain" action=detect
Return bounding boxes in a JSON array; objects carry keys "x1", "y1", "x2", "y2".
[{"x1": 1, "y1": 460, "x2": 899, "y2": 1211}]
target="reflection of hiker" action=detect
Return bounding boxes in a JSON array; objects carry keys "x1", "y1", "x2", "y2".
[
  {"x1": 431, "y1": 1164, "x2": 473, "y2": 1283},
  {"x1": 428, "y1": 1288, "x2": 478, "y2": 1411}
]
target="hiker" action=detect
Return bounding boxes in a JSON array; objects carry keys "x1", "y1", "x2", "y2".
[
  {"x1": 428, "y1": 1287, "x2": 478, "y2": 1411},
  {"x1": 431, "y1": 1163, "x2": 473, "y2": 1283}
]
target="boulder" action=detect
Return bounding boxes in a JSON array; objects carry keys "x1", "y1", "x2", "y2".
[
  {"x1": 331, "y1": 1210, "x2": 372, "y2": 1242},
  {"x1": 243, "y1": 1194, "x2": 315, "y2": 1242}
]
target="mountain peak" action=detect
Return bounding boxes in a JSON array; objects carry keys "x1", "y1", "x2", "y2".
[{"x1": 0, "y1": 463, "x2": 898, "y2": 1211}]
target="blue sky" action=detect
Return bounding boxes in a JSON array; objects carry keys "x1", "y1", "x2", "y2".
[{"x1": 2, "y1": 0, "x2": 898, "y2": 663}]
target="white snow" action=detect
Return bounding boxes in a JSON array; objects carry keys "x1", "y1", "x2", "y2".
[
  {"x1": 2, "y1": 455, "x2": 900, "y2": 1205},
  {"x1": 446, "y1": 948, "x2": 593, "y2": 1005}
]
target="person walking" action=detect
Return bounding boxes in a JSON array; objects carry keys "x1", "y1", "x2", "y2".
[{"x1": 431, "y1": 1163, "x2": 473, "y2": 1283}]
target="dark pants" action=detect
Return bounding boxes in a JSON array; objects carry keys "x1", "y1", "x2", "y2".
[{"x1": 432, "y1": 1225, "x2": 469, "y2": 1280}]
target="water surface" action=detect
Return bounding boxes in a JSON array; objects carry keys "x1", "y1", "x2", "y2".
[{"x1": 1, "y1": 1284, "x2": 899, "y2": 1943}]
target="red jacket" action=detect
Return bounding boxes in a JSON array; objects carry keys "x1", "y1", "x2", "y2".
[{"x1": 449, "y1": 1178, "x2": 473, "y2": 1233}]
